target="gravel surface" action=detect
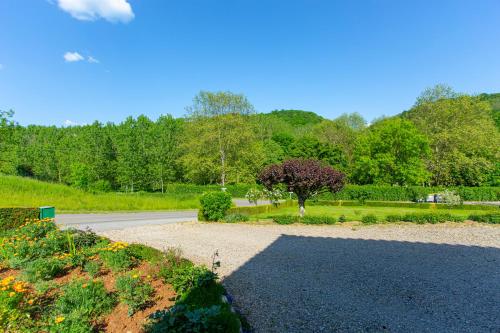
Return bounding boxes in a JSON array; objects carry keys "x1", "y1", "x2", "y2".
[{"x1": 101, "y1": 222, "x2": 500, "y2": 333}]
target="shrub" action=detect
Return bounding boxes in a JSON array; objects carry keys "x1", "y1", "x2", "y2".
[
  {"x1": 128, "y1": 243, "x2": 164, "y2": 263},
  {"x1": 22, "y1": 257, "x2": 65, "y2": 282},
  {"x1": 440, "y1": 189, "x2": 463, "y2": 206},
  {"x1": 99, "y1": 242, "x2": 135, "y2": 273},
  {"x1": 222, "y1": 213, "x2": 249, "y2": 223},
  {"x1": 199, "y1": 192, "x2": 232, "y2": 221},
  {"x1": 338, "y1": 214, "x2": 347, "y2": 223},
  {"x1": 385, "y1": 215, "x2": 403, "y2": 222},
  {"x1": 0, "y1": 208, "x2": 40, "y2": 231},
  {"x1": 68, "y1": 228, "x2": 100, "y2": 249},
  {"x1": 300, "y1": 215, "x2": 336, "y2": 225},
  {"x1": 55, "y1": 279, "x2": 116, "y2": 320},
  {"x1": 146, "y1": 304, "x2": 240, "y2": 333},
  {"x1": 272, "y1": 215, "x2": 296, "y2": 225},
  {"x1": 168, "y1": 265, "x2": 217, "y2": 296},
  {"x1": 245, "y1": 188, "x2": 262, "y2": 206},
  {"x1": 361, "y1": 214, "x2": 378, "y2": 224},
  {"x1": 399, "y1": 213, "x2": 464, "y2": 224},
  {"x1": 468, "y1": 213, "x2": 500, "y2": 224},
  {"x1": 115, "y1": 273, "x2": 154, "y2": 316}
]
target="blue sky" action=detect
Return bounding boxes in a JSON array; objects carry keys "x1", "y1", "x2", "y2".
[{"x1": 1, "y1": 0, "x2": 500, "y2": 126}]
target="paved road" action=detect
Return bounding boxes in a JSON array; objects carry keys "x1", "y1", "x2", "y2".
[
  {"x1": 57, "y1": 210, "x2": 197, "y2": 231},
  {"x1": 101, "y1": 222, "x2": 500, "y2": 333},
  {"x1": 57, "y1": 198, "x2": 272, "y2": 231}
]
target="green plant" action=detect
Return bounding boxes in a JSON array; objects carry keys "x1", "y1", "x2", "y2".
[
  {"x1": 440, "y1": 189, "x2": 463, "y2": 206},
  {"x1": 146, "y1": 304, "x2": 240, "y2": 333},
  {"x1": 338, "y1": 214, "x2": 347, "y2": 223},
  {"x1": 300, "y1": 215, "x2": 336, "y2": 225},
  {"x1": 115, "y1": 273, "x2": 154, "y2": 316},
  {"x1": 128, "y1": 243, "x2": 164, "y2": 263},
  {"x1": 22, "y1": 257, "x2": 65, "y2": 282},
  {"x1": 272, "y1": 215, "x2": 296, "y2": 225},
  {"x1": 361, "y1": 214, "x2": 378, "y2": 224},
  {"x1": 0, "y1": 208, "x2": 40, "y2": 231},
  {"x1": 468, "y1": 213, "x2": 499, "y2": 224},
  {"x1": 199, "y1": 192, "x2": 233, "y2": 221},
  {"x1": 0, "y1": 276, "x2": 32, "y2": 329},
  {"x1": 385, "y1": 214, "x2": 403, "y2": 222},
  {"x1": 55, "y1": 279, "x2": 116, "y2": 320},
  {"x1": 99, "y1": 242, "x2": 135, "y2": 273},
  {"x1": 83, "y1": 261, "x2": 101, "y2": 278},
  {"x1": 223, "y1": 213, "x2": 249, "y2": 223},
  {"x1": 245, "y1": 188, "x2": 262, "y2": 206},
  {"x1": 169, "y1": 265, "x2": 217, "y2": 296}
]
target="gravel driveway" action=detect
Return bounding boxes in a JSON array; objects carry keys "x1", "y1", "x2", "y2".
[{"x1": 101, "y1": 222, "x2": 500, "y2": 333}]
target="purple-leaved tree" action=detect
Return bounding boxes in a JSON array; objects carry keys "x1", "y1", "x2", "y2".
[{"x1": 258, "y1": 159, "x2": 346, "y2": 216}]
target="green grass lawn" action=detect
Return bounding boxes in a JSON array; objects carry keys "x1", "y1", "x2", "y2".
[
  {"x1": 0, "y1": 175, "x2": 199, "y2": 212},
  {"x1": 253, "y1": 204, "x2": 497, "y2": 221}
]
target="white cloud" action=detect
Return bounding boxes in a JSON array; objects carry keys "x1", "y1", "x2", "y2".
[
  {"x1": 64, "y1": 51, "x2": 84, "y2": 62},
  {"x1": 64, "y1": 119, "x2": 79, "y2": 126},
  {"x1": 87, "y1": 56, "x2": 99, "y2": 63},
  {"x1": 57, "y1": 0, "x2": 134, "y2": 23}
]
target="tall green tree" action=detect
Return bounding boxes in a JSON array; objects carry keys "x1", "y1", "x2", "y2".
[
  {"x1": 406, "y1": 87, "x2": 500, "y2": 186},
  {"x1": 352, "y1": 118, "x2": 430, "y2": 185},
  {"x1": 185, "y1": 91, "x2": 256, "y2": 186}
]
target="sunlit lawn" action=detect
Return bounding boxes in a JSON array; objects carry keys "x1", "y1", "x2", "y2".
[{"x1": 253, "y1": 204, "x2": 495, "y2": 221}]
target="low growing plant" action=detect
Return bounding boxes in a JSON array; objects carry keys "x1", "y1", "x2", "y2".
[
  {"x1": 272, "y1": 215, "x2": 296, "y2": 225},
  {"x1": 300, "y1": 215, "x2": 336, "y2": 225},
  {"x1": 223, "y1": 213, "x2": 249, "y2": 223},
  {"x1": 115, "y1": 273, "x2": 154, "y2": 316},
  {"x1": 361, "y1": 214, "x2": 378, "y2": 224},
  {"x1": 55, "y1": 279, "x2": 116, "y2": 321},
  {"x1": 468, "y1": 213, "x2": 499, "y2": 224},
  {"x1": 83, "y1": 260, "x2": 101, "y2": 278},
  {"x1": 338, "y1": 214, "x2": 347, "y2": 223},
  {"x1": 0, "y1": 276, "x2": 33, "y2": 329},
  {"x1": 146, "y1": 304, "x2": 240, "y2": 333},
  {"x1": 99, "y1": 241, "x2": 135, "y2": 273},
  {"x1": 22, "y1": 257, "x2": 65, "y2": 282}
]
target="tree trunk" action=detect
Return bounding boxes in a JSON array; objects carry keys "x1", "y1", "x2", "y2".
[{"x1": 298, "y1": 196, "x2": 306, "y2": 217}]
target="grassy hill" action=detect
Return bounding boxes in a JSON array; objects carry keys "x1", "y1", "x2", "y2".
[{"x1": 0, "y1": 175, "x2": 199, "y2": 212}]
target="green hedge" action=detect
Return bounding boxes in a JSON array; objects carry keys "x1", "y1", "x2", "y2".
[
  {"x1": 227, "y1": 200, "x2": 295, "y2": 215},
  {"x1": 272, "y1": 215, "x2": 336, "y2": 225},
  {"x1": 199, "y1": 192, "x2": 233, "y2": 221},
  {"x1": 468, "y1": 213, "x2": 499, "y2": 224},
  {"x1": 316, "y1": 185, "x2": 500, "y2": 201},
  {"x1": 310, "y1": 200, "x2": 499, "y2": 211},
  {"x1": 0, "y1": 207, "x2": 40, "y2": 231}
]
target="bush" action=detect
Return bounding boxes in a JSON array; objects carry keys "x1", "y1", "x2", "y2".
[
  {"x1": 169, "y1": 265, "x2": 217, "y2": 297},
  {"x1": 199, "y1": 192, "x2": 233, "y2": 221},
  {"x1": 399, "y1": 213, "x2": 464, "y2": 224},
  {"x1": 222, "y1": 213, "x2": 249, "y2": 223},
  {"x1": 99, "y1": 242, "x2": 135, "y2": 273},
  {"x1": 468, "y1": 213, "x2": 500, "y2": 224},
  {"x1": 338, "y1": 214, "x2": 347, "y2": 223},
  {"x1": 300, "y1": 215, "x2": 336, "y2": 225},
  {"x1": 440, "y1": 189, "x2": 463, "y2": 206},
  {"x1": 22, "y1": 257, "x2": 65, "y2": 282},
  {"x1": 0, "y1": 208, "x2": 40, "y2": 231},
  {"x1": 128, "y1": 243, "x2": 164, "y2": 263},
  {"x1": 55, "y1": 279, "x2": 116, "y2": 321},
  {"x1": 272, "y1": 215, "x2": 296, "y2": 225},
  {"x1": 115, "y1": 273, "x2": 154, "y2": 316},
  {"x1": 385, "y1": 215, "x2": 403, "y2": 222},
  {"x1": 361, "y1": 214, "x2": 378, "y2": 224},
  {"x1": 245, "y1": 188, "x2": 262, "y2": 206},
  {"x1": 146, "y1": 304, "x2": 240, "y2": 333}
]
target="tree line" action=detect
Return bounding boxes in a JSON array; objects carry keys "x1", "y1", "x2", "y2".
[{"x1": 0, "y1": 85, "x2": 499, "y2": 192}]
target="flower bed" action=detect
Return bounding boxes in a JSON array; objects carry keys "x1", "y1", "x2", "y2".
[{"x1": 0, "y1": 218, "x2": 241, "y2": 332}]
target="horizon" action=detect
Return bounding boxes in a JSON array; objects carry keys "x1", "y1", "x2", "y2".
[{"x1": 2, "y1": 0, "x2": 500, "y2": 126}]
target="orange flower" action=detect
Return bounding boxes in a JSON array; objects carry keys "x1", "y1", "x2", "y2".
[
  {"x1": 55, "y1": 316, "x2": 65, "y2": 324},
  {"x1": 27, "y1": 299, "x2": 34, "y2": 305}
]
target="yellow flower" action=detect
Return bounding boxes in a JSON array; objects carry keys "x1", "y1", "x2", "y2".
[
  {"x1": 9, "y1": 292, "x2": 16, "y2": 297},
  {"x1": 82, "y1": 283, "x2": 88, "y2": 289},
  {"x1": 1, "y1": 276, "x2": 15, "y2": 286},
  {"x1": 27, "y1": 299, "x2": 34, "y2": 305},
  {"x1": 12, "y1": 281, "x2": 28, "y2": 293},
  {"x1": 55, "y1": 316, "x2": 65, "y2": 324},
  {"x1": 132, "y1": 274, "x2": 139, "y2": 279}
]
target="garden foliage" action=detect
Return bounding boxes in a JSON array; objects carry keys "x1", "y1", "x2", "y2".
[{"x1": 199, "y1": 191, "x2": 233, "y2": 221}]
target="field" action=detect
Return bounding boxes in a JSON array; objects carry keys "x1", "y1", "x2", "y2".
[{"x1": 0, "y1": 176, "x2": 200, "y2": 212}]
